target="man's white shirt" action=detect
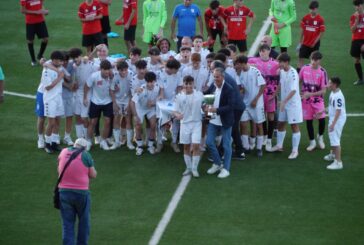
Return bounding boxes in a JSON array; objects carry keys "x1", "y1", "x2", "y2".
[
  {"x1": 42, "y1": 68, "x2": 63, "y2": 102},
  {"x1": 86, "y1": 71, "x2": 112, "y2": 105},
  {"x1": 240, "y1": 66, "x2": 265, "y2": 107}
]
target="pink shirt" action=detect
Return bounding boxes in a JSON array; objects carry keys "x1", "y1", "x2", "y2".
[
  {"x1": 248, "y1": 57, "x2": 280, "y2": 96},
  {"x1": 58, "y1": 148, "x2": 90, "y2": 190},
  {"x1": 299, "y1": 65, "x2": 328, "y2": 104}
]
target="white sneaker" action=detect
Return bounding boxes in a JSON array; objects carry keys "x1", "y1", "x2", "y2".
[
  {"x1": 192, "y1": 170, "x2": 200, "y2": 178},
  {"x1": 263, "y1": 135, "x2": 268, "y2": 146},
  {"x1": 155, "y1": 143, "x2": 163, "y2": 153},
  {"x1": 171, "y1": 142, "x2": 181, "y2": 153},
  {"x1": 217, "y1": 168, "x2": 230, "y2": 178},
  {"x1": 94, "y1": 136, "x2": 101, "y2": 145},
  {"x1": 327, "y1": 160, "x2": 343, "y2": 170},
  {"x1": 127, "y1": 143, "x2": 135, "y2": 150},
  {"x1": 324, "y1": 153, "x2": 335, "y2": 161},
  {"x1": 37, "y1": 139, "x2": 45, "y2": 149},
  {"x1": 265, "y1": 140, "x2": 272, "y2": 152},
  {"x1": 106, "y1": 137, "x2": 115, "y2": 145},
  {"x1": 199, "y1": 145, "x2": 206, "y2": 152},
  {"x1": 120, "y1": 136, "x2": 127, "y2": 146},
  {"x1": 317, "y1": 135, "x2": 325, "y2": 149},
  {"x1": 270, "y1": 145, "x2": 283, "y2": 152},
  {"x1": 148, "y1": 146, "x2": 155, "y2": 155},
  {"x1": 288, "y1": 151, "x2": 299, "y2": 159},
  {"x1": 86, "y1": 140, "x2": 92, "y2": 151},
  {"x1": 109, "y1": 142, "x2": 121, "y2": 150},
  {"x1": 136, "y1": 147, "x2": 143, "y2": 156},
  {"x1": 63, "y1": 136, "x2": 74, "y2": 146},
  {"x1": 306, "y1": 140, "x2": 316, "y2": 152},
  {"x1": 249, "y1": 143, "x2": 256, "y2": 150},
  {"x1": 207, "y1": 164, "x2": 223, "y2": 175},
  {"x1": 100, "y1": 140, "x2": 110, "y2": 151},
  {"x1": 182, "y1": 169, "x2": 191, "y2": 176}
]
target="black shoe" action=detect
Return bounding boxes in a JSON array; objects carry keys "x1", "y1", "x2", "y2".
[
  {"x1": 51, "y1": 142, "x2": 62, "y2": 151},
  {"x1": 232, "y1": 152, "x2": 246, "y2": 160},
  {"x1": 45, "y1": 143, "x2": 54, "y2": 154},
  {"x1": 354, "y1": 80, "x2": 364, "y2": 85}
]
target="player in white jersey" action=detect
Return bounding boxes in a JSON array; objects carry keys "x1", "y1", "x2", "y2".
[
  {"x1": 110, "y1": 60, "x2": 134, "y2": 150},
  {"x1": 132, "y1": 71, "x2": 162, "y2": 155},
  {"x1": 236, "y1": 55, "x2": 266, "y2": 157},
  {"x1": 70, "y1": 48, "x2": 92, "y2": 140},
  {"x1": 156, "y1": 38, "x2": 177, "y2": 64},
  {"x1": 174, "y1": 76, "x2": 204, "y2": 177},
  {"x1": 191, "y1": 35, "x2": 210, "y2": 67},
  {"x1": 324, "y1": 77, "x2": 347, "y2": 170},
  {"x1": 182, "y1": 53, "x2": 209, "y2": 92},
  {"x1": 272, "y1": 53, "x2": 303, "y2": 159},
  {"x1": 155, "y1": 59, "x2": 183, "y2": 153},
  {"x1": 42, "y1": 51, "x2": 65, "y2": 154},
  {"x1": 177, "y1": 46, "x2": 192, "y2": 74},
  {"x1": 146, "y1": 47, "x2": 164, "y2": 74},
  {"x1": 84, "y1": 60, "x2": 113, "y2": 151},
  {"x1": 126, "y1": 47, "x2": 142, "y2": 75}
]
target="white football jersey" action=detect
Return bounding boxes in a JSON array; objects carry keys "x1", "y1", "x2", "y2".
[
  {"x1": 182, "y1": 66, "x2": 209, "y2": 92},
  {"x1": 329, "y1": 89, "x2": 346, "y2": 124},
  {"x1": 157, "y1": 70, "x2": 182, "y2": 100},
  {"x1": 42, "y1": 67, "x2": 63, "y2": 102},
  {"x1": 74, "y1": 61, "x2": 95, "y2": 97},
  {"x1": 132, "y1": 83, "x2": 161, "y2": 110},
  {"x1": 110, "y1": 70, "x2": 133, "y2": 105},
  {"x1": 130, "y1": 74, "x2": 146, "y2": 96},
  {"x1": 86, "y1": 71, "x2": 112, "y2": 105},
  {"x1": 240, "y1": 66, "x2": 266, "y2": 107},
  {"x1": 175, "y1": 90, "x2": 204, "y2": 124},
  {"x1": 280, "y1": 67, "x2": 301, "y2": 109}
]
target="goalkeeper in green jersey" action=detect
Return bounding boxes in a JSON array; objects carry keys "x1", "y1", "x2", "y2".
[
  {"x1": 269, "y1": 0, "x2": 297, "y2": 53},
  {"x1": 142, "y1": 0, "x2": 167, "y2": 46}
]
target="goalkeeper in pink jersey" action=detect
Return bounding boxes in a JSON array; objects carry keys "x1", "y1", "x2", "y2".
[
  {"x1": 299, "y1": 51, "x2": 328, "y2": 151},
  {"x1": 249, "y1": 44, "x2": 280, "y2": 151}
]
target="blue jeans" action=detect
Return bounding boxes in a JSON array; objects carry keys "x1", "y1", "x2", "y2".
[
  {"x1": 60, "y1": 191, "x2": 91, "y2": 245},
  {"x1": 206, "y1": 123, "x2": 232, "y2": 171}
]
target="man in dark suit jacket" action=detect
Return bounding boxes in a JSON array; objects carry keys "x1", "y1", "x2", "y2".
[{"x1": 205, "y1": 67, "x2": 235, "y2": 178}]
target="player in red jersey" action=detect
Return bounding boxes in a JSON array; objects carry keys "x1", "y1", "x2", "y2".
[
  {"x1": 99, "y1": 0, "x2": 112, "y2": 47},
  {"x1": 351, "y1": 0, "x2": 364, "y2": 85},
  {"x1": 78, "y1": 0, "x2": 104, "y2": 55},
  {"x1": 297, "y1": 1, "x2": 325, "y2": 73},
  {"x1": 223, "y1": 0, "x2": 255, "y2": 54},
  {"x1": 20, "y1": 0, "x2": 49, "y2": 66},
  {"x1": 116, "y1": 0, "x2": 138, "y2": 53},
  {"x1": 204, "y1": 0, "x2": 227, "y2": 52}
]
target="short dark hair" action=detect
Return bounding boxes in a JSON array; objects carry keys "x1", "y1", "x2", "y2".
[
  {"x1": 209, "y1": 0, "x2": 220, "y2": 9},
  {"x1": 354, "y1": 0, "x2": 364, "y2": 6},
  {"x1": 214, "y1": 53, "x2": 227, "y2": 63},
  {"x1": 148, "y1": 46, "x2": 161, "y2": 56},
  {"x1": 100, "y1": 60, "x2": 112, "y2": 70},
  {"x1": 234, "y1": 55, "x2": 248, "y2": 65},
  {"x1": 130, "y1": 47, "x2": 142, "y2": 56},
  {"x1": 61, "y1": 51, "x2": 69, "y2": 61},
  {"x1": 116, "y1": 60, "x2": 129, "y2": 70},
  {"x1": 211, "y1": 60, "x2": 225, "y2": 70},
  {"x1": 68, "y1": 48, "x2": 82, "y2": 59},
  {"x1": 258, "y1": 44, "x2": 271, "y2": 52},
  {"x1": 217, "y1": 48, "x2": 231, "y2": 57},
  {"x1": 50, "y1": 50, "x2": 64, "y2": 60},
  {"x1": 206, "y1": 52, "x2": 216, "y2": 60},
  {"x1": 166, "y1": 59, "x2": 181, "y2": 70},
  {"x1": 180, "y1": 46, "x2": 192, "y2": 52},
  {"x1": 277, "y1": 53, "x2": 291, "y2": 63},
  {"x1": 330, "y1": 77, "x2": 341, "y2": 87},
  {"x1": 145, "y1": 71, "x2": 157, "y2": 82},
  {"x1": 226, "y1": 44, "x2": 237, "y2": 53},
  {"x1": 193, "y1": 35, "x2": 204, "y2": 41},
  {"x1": 309, "y1": 0, "x2": 319, "y2": 9},
  {"x1": 135, "y1": 60, "x2": 147, "y2": 69},
  {"x1": 183, "y1": 75, "x2": 194, "y2": 84},
  {"x1": 310, "y1": 51, "x2": 323, "y2": 61}
]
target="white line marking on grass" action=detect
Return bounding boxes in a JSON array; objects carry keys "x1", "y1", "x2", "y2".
[
  {"x1": 347, "y1": 113, "x2": 364, "y2": 117},
  {"x1": 148, "y1": 175, "x2": 191, "y2": 245},
  {"x1": 248, "y1": 16, "x2": 272, "y2": 57},
  {"x1": 4, "y1": 91, "x2": 35, "y2": 99}
]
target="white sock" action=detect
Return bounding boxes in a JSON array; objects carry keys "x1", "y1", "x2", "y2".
[
  {"x1": 157, "y1": 127, "x2": 163, "y2": 144},
  {"x1": 257, "y1": 136, "x2": 264, "y2": 150},
  {"x1": 64, "y1": 133, "x2": 71, "y2": 139},
  {"x1": 148, "y1": 140, "x2": 154, "y2": 148},
  {"x1": 75, "y1": 124, "x2": 84, "y2": 138},
  {"x1": 83, "y1": 127, "x2": 88, "y2": 139},
  {"x1": 192, "y1": 156, "x2": 200, "y2": 171},
  {"x1": 309, "y1": 139, "x2": 315, "y2": 145},
  {"x1": 266, "y1": 138, "x2": 272, "y2": 145},
  {"x1": 38, "y1": 134, "x2": 44, "y2": 141},
  {"x1": 126, "y1": 129, "x2": 133, "y2": 144},
  {"x1": 277, "y1": 131, "x2": 286, "y2": 148},
  {"x1": 51, "y1": 134, "x2": 60, "y2": 144},
  {"x1": 249, "y1": 137, "x2": 256, "y2": 146},
  {"x1": 241, "y1": 135, "x2": 249, "y2": 149},
  {"x1": 183, "y1": 154, "x2": 192, "y2": 170},
  {"x1": 292, "y1": 132, "x2": 301, "y2": 152},
  {"x1": 45, "y1": 135, "x2": 52, "y2": 144},
  {"x1": 136, "y1": 140, "x2": 143, "y2": 147},
  {"x1": 113, "y1": 129, "x2": 121, "y2": 144}
]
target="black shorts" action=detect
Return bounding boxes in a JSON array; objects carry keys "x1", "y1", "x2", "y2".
[
  {"x1": 124, "y1": 25, "x2": 136, "y2": 41},
  {"x1": 228, "y1": 39, "x2": 247, "y2": 52},
  {"x1": 89, "y1": 102, "x2": 113, "y2": 119},
  {"x1": 211, "y1": 29, "x2": 224, "y2": 45},
  {"x1": 350, "y1": 39, "x2": 364, "y2": 58},
  {"x1": 101, "y1": 15, "x2": 111, "y2": 34},
  {"x1": 82, "y1": 32, "x2": 103, "y2": 47},
  {"x1": 299, "y1": 42, "x2": 320, "y2": 59},
  {"x1": 26, "y1": 22, "x2": 49, "y2": 40}
]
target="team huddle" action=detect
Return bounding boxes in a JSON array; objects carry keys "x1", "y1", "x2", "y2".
[{"x1": 22, "y1": 0, "x2": 351, "y2": 179}]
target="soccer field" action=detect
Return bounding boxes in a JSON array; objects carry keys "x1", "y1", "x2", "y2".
[{"x1": 0, "y1": 0, "x2": 364, "y2": 244}]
